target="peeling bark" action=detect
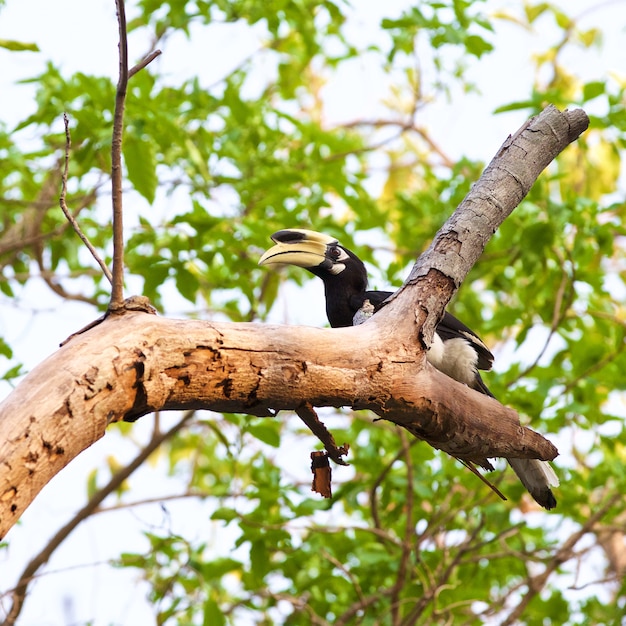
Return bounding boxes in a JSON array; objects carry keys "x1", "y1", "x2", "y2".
[{"x1": 0, "y1": 312, "x2": 558, "y2": 539}]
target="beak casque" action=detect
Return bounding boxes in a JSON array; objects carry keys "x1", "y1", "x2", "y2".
[{"x1": 258, "y1": 229, "x2": 337, "y2": 269}]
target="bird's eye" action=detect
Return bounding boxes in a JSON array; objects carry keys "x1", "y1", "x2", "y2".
[{"x1": 329, "y1": 246, "x2": 341, "y2": 258}]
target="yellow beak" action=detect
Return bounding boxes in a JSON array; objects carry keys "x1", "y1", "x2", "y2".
[{"x1": 258, "y1": 229, "x2": 337, "y2": 269}]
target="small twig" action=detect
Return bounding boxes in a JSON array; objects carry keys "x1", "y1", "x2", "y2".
[
  {"x1": 36, "y1": 266, "x2": 99, "y2": 306},
  {"x1": 129, "y1": 49, "x2": 162, "y2": 78},
  {"x1": 59, "y1": 114, "x2": 113, "y2": 284},
  {"x1": 338, "y1": 118, "x2": 454, "y2": 169},
  {"x1": 295, "y1": 403, "x2": 350, "y2": 465},
  {"x1": 370, "y1": 443, "x2": 412, "y2": 534},
  {"x1": 456, "y1": 458, "x2": 507, "y2": 502},
  {"x1": 320, "y1": 548, "x2": 366, "y2": 607},
  {"x1": 335, "y1": 586, "x2": 398, "y2": 626}
]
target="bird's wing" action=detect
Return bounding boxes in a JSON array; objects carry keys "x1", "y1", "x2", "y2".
[
  {"x1": 363, "y1": 290, "x2": 394, "y2": 311},
  {"x1": 437, "y1": 312, "x2": 494, "y2": 371},
  {"x1": 360, "y1": 296, "x2": 494, "y2": 372},
  {"x1": 356, "y1": 295, "x2": 494, "y2": 373}
]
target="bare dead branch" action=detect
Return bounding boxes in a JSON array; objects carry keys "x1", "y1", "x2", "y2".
[
  {"x1": 0, "y1": 313, "x2": 557, "y2": 540},
  {"x1": 59, "y1": 114, "x2": 113, "y2": 285},
  {"x1": 0, "y1": 107, "x2": 588, "y2": 540},
  {"x1": 378, "y1": 106, "x2": 589, "y2": 346},
  {"x1": 295, "y1": 403, "x2": 350, "y2": 465},
  {"x1": 129, "y1": 49, "x2": 162, "y2": 77}
]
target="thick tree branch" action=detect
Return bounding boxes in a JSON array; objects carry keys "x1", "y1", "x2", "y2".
[
  {"x1": 0, "y1": 106, "x2": 588, "y2": 539},
  {"x1": 0, "y1": 313, "x2": 556, "y2": 540}
]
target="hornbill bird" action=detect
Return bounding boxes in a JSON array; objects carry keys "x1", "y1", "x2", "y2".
[{"x1": 259, "y1": 228, "x2": 558, "y2": 509}]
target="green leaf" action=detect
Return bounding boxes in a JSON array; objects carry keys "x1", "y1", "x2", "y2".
[
  {"x1": 201, "y1": 557, "x2": 242, "y2": 580},
  {"x1": 249, "y1": 539, "x2": 268, "y2": 583},
  {"x1": 86, "y1": 469, "x2": 98, "y2": 499},
  {"x1": 211, "y1": 507, "x2": 239, "y2": 523},
  {"x1": 174, "y1": 264, "x2": 200, "y2": 303},
  {"x1": 123, "y1": 134, "x2": 157, "y2": 203},
  {"x1": 0, "y1": 337, "x2": 12, "y2": 359},
  {"x1": 0, "y1": 281, "x2": 14, "y2": 297},
  {"x1": 0, "y1": 39, "x2": 39, "y2": 52},
  {"x1": 1, "y1": 363, "x2": 23, "y2": 381},
  {"x1": 465, "y1": 34, "x2": 493, "y2": 58},
  {"x1": 525, "y1": 2, "x2": 550, "y2": 24},
  {"x1": 203, "y1": 599, "x2": 225, "y2": 626},
  {"x1": 583, "y1": 80, "x2": 605, "y2": 102},
  {"x1": 246, "y1": 421, "x2": 281, "y2": 447}
]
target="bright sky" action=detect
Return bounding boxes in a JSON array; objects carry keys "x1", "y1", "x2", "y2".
[{"x1": 1, "y1": 0, "x2": 624, "y2": 624}]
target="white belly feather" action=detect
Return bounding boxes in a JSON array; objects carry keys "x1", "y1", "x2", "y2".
[{"x1": 427, "y1": 333, "x2": 479, "y2": 387}]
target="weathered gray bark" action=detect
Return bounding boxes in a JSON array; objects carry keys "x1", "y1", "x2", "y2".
[
  {"x1": 0, "y1": 105, "x2": 588, "y2": 540},
  {"x1": 388, "y1": 105, "x2": 590, "y2": 343}
]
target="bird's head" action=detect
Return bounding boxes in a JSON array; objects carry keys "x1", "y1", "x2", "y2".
[
  {"x1": 259, "y1": 228, "x2": 370, "y2": 327},
  {"x1": 259, "y1": 228, "x2": 364, "y2": 281}
]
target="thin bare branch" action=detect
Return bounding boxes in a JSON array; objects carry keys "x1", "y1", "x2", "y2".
[
  {"x1": 109, "y1": 0, "x2": 130, "y2": 310},
  {"x1": 500, "y1": 491, "x2": 621, "y2": 625},
  {"x1": 36, "y1": 265, "x2": 99, "y2": 306},
  {"x1": 59, "y1": 114, "x2": 113, "y2": 284},
  {"x1": 295, "y1": 403, "x2": 350, "y2": 465},
  {"x1": 129, "y1": 49, "x2": 162, "y2": 77},
  {"x1": 369, "y1": 437, "x2": 416, "y2": 534}
]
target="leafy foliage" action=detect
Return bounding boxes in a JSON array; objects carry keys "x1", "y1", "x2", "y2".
[{"x1": 2, "y1": 0, "x2": 626, "y2": 624}]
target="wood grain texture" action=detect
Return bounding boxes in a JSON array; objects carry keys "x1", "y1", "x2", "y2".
[{"x1": 0, "y1": 312, "x2": 556, "y2": 539}]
